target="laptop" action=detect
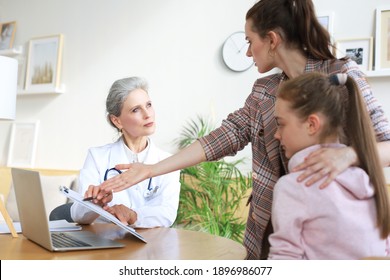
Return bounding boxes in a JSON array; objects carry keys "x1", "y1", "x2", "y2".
[{"x1": 11, "y1": 168, "x2": 125, "y2": 251}]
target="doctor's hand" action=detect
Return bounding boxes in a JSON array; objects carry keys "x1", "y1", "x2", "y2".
[
  {"x1": 103, "y1": 204, "x2": 137, "y2": 225},
  {"x1": 96, "y1": 163, "x2": 152, "y2": 198},
  {"x1": 291, "y1": 146, "x2": 357, "y2": 189},
  {"x1": 84, "y1": 185, "x2": 113, "y2": 206}
]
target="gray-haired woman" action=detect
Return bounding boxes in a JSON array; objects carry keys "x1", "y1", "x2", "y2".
[{"x1": 70, "y1": 77, "x2": 181, "y2": 228}]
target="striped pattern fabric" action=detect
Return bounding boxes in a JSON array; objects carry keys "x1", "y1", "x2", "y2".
[{"x1": 199, "y1": 57, "x2": 390, "y2": 259}]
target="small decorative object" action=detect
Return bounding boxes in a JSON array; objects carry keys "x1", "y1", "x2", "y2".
[
  {"x1": 335, "y1": 38, "x2": 373, "y2": 71},
  {"x1": 317, "y1": 12, "x2": 334, "y2": 36},
  {"x1": 7, "y1": 121, "x2": 40, "y2": 168},
  {"x1": 0, "y1": 21, "x2": 16, "y2": 50},
  {"x1": 222, "y1": 31, "x2": 254, "y2": 72},
  {"x1": 0, "y1": 198, "x2": 18, "y2": 238},
  {"x1": 25, "y1": 34, "x2": 63, "y2": 91},
  {"x1": 375, "y1": 6, "x2": 390, "y2": 70}
]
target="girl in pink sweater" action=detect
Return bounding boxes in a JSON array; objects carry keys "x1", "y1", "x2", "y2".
[{"x1": 269, "y1": 72, "x2": 390, "y2": 259}]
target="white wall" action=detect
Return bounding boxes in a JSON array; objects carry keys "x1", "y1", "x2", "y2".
[{"x1": 0, "y1": 0, "x2": 389, "y2": 174}]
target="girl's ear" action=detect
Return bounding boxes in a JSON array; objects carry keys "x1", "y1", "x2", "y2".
[
  {"x1": 306, "y1": 114, "x2": 321, "y2": 135},
  {"x1": 110, "y1": 115, "x2": 122, "y2": 130}
]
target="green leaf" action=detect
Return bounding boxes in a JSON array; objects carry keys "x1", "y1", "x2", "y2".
[{"x1": 172, "y1": 115, "x2": 252, "y2": 243}]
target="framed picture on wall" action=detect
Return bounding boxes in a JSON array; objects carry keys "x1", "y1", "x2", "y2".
[
  {"x1": 7, "y1": 121, "x2": 40, "y2": 168},
  {"x1": 317, "y1": 12, "x2": 334, "y2": 37},
  {"x1": 375, "y1": 6, "x2": 390, "y2": 70},
  {"x1": 24, "y1": 34, "x2": 64, "y2": 91},
  {"x1": 0, "y1": 21, "x2": 16, "y2": 50},
  {"x1": 335, "y1": 38, "x2": 373, "y2": 72}
]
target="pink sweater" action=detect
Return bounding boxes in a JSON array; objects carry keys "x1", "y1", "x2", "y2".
[{"x1": 268, "y1": 144, "x2": 390, "y2": 260}]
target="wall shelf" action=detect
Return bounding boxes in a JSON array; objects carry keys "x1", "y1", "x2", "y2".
[
  {"x1": 0, "y1": 46, "x2": 23, "y2": 57},
  {"x1": 17, "y1": 85, "x2": 66, "y2": 96},
  {"x1": 365, "y1": 69, "x2": 390, "y2": 78}
]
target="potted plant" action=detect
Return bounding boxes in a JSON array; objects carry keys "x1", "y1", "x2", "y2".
[{"x1": 173, "y1": 116, "x2": 252, "y2": 243}]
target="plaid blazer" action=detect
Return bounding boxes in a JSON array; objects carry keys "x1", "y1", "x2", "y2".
[{"x1": 199, "y1": 57, "x2": 390, "y2": 259}]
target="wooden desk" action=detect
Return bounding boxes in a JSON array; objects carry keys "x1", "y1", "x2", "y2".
[{"x1": 0, "y1": 223, "x2": 246, "y2": 260}]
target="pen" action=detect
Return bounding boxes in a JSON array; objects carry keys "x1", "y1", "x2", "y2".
[{"x1": 83, "y1": 190, "x2": 114, "y2": 201}]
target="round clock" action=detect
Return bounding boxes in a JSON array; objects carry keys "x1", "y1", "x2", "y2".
[{"x1": 222, "y1": 31, "x2": 254, "y2": 72}]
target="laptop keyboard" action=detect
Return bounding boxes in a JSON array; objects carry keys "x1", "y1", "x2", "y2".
[{"x1": 51, "y1": 232, "x2": 92, "y2": 248}]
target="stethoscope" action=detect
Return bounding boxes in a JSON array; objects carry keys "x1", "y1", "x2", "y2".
[
  {"x1": 104, "y1": 167, "x2": 122, "y2": 181},
  {"x1": 103, "y1": 167, "x2": 159, "y2": 198}
]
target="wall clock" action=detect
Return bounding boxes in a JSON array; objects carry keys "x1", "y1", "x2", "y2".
[{"x1": 222, "y1": 31, "x2": 254, "y2": 72}]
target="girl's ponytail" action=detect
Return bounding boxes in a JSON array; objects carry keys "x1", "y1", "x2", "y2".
[{"x1": 341, "y1": 74, "x2": 390, "y2": 238}]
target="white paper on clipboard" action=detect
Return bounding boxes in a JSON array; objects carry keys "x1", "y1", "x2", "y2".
[{"x1": 59, "y1": 186, "x2": 147, "y2": 243}]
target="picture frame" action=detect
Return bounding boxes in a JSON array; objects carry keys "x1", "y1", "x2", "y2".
[
  {"x1": 7, "y1": 121, "x2": 40, "y2": 168},
  {"x1": 335, "y1": 38, "x2": 373, "y2": 72},
  {"x1": 0, "y1": 21, "x2": 16, "y2": 50},
  {"x1": 317, "y1": 12, "x2": 334, "y2": 37},
  {"x1": 375, "y1": 6, "x2": 390, "y2": 70},
  {"x1": 24, "y1": 34, "x2": 64, "y2": 91}
]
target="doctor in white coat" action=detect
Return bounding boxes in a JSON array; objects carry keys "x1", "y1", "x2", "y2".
[{"x1": 70, "y1": 77, "x2": 180, "y2": 228}]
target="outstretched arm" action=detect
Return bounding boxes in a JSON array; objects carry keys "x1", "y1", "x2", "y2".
[{"x1": 95, "y1": 140, "x2": 206, "y2": 199}]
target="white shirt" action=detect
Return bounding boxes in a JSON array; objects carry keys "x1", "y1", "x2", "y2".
[{"x1": 70, "y1": 137, "x2": 180, "y2": 228}]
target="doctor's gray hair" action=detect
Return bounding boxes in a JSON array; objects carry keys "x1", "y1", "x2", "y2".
[{"x1": 106, "y1": 76, "x2": 149, "y2": 130}]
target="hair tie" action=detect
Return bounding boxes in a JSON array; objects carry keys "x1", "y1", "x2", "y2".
[{"x1": 329, "y1": 73, "x2": 347, "y2": 86}]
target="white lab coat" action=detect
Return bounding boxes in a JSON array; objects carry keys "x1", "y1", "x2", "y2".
[{"x1": 70, "y1": 137, "x2": 180, "y2": 228}]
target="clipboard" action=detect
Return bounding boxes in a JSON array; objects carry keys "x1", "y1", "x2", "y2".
[{"x1": 59, "y1": 186, "x2": 147, "y2": 243}]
